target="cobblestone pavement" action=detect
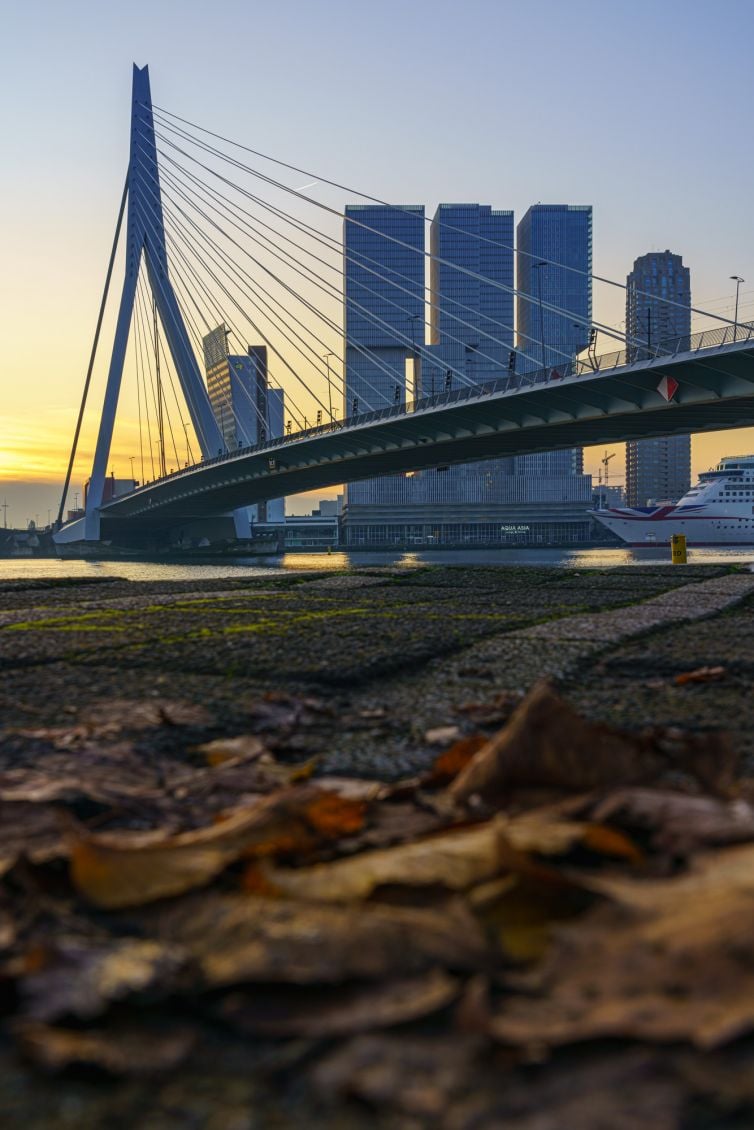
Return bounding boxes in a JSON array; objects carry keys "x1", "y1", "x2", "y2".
[{"x1": 2, "y1": 562, "x2": 754, "y2": 1128}]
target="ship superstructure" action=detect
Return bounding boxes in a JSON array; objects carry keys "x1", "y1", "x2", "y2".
[{"x1": 594, "y1": 455, "x2": 754, "y2": 546}]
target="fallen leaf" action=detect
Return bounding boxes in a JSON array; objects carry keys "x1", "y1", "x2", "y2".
[
  {"x1": 0, "y1": 801, "x2": 69, "y2": 874},
  {"x1": 450, "y1": 681, "x2": 734, "y2": 804},
  {"x1": 21, "y1": 939, "x2": 187, "y2": 1021},
  {"x1": 308, "y1": 776, "x2": 389, "y2": 802},
  {"x1": 16, "y1": 1020, "x2": 196, "y2": 1075},
  {"x1": 424, "y1": 725, "x2": 461, "y2": 746},
  {"x1": 590, "y1": 789, "x2": 754, "y2": 855},
  {"x1": 141, "y1": 893, "x2": 491, "y2": 985},
  {"x1": 492, "y1": 844, "x2": 754, "y2": 1050},
  {"x1": 449, "y1": 1048, "x2": 683, "y2": 1130},
  {"x1": 0, "y1": 747, "x2": 165, "y2": 806},
  {"x1": 424, "y1": 734, "x2": 488, "y2": 787},
  {"x1": 455, "y1": 689, "x2": 524, "y2": 727},
  {"x1": 480, "y1": 874, "x2": 594, "y2": 963},
  {"x1": 218, "y1": 969, "x2": 458, "y2": 1037},
  {"x1": 310, "y1": 1033, "x2": 483, "y2": 1117},
  {"x1": 197, "y1": 734, "x2": 268, "y2": 766},
  {"x1": 675, "y1": 665, "x2": 727, "y2": 686},
  {"x1": 243, "y1": 691, "x2": 331, "y2": 734},
  {"x1": 80, "y1": 698, "x2": 213, "y2": 731},
  {"x1": 70, "y1": 787, "x2": 366, "y2": 908},
  {"x1": 260, "y1": 811, "x2": 591, "y2": 903}
]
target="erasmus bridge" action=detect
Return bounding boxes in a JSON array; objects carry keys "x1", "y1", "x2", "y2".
[{"x1": 55, "y1": 65, "x2": 754, "y2": 545}]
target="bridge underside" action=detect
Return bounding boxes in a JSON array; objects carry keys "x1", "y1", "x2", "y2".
[{"x1": 90, "y1": 342, "x2": 754, "y2": 537}]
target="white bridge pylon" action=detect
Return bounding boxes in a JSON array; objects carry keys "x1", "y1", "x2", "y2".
[{"x1": 79, "y1": 64, "x2": 231, "y2": 541}]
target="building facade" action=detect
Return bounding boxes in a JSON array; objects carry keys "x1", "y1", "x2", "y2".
[
  {"x1": 343, "y1": 204, "x2": 425, "y2": 415},
  {"x1": 427, "y1": 203, "x2": 514, "y2": 390},
  {"x1": 515, "y1": 205, "x2": 592, "y2": 477},
  {"x1": 342, "y1": 466, "x2": 594, "y2": 546},
  {"x1": 340, "y1": 202, "x2": 594, "y2": 545},
  {"x1": 625, "y1": 251, "x2": 692, "y2": 506},
  {"x1": 202, "y1": 326, "x2": 285, "y2": 525}
]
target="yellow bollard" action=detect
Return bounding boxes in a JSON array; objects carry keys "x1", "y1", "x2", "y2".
[{"x1": 670, "y1": 533, "x2": 687, "y2": 564}]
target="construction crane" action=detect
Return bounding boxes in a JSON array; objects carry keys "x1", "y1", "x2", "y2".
[{"x1": 601, "y1": 450, "x2": 616, "y2": 485}]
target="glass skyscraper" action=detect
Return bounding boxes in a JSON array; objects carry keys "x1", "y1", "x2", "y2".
[
  {"x1": 428, "y1": 203, "x2": 514, "y2": 390},
  {"x1": 202, "y1": 327, "x2": 285, "y2": 522},
  {"x1": 343, "y1": 204, "x2": 425, "y2": 414},
  {"x1": 625, "y1": 251, "x2": 691, "y2": 506},
  {"x1": 515, "y1": 204, "x2": 592, "y2": 476}
]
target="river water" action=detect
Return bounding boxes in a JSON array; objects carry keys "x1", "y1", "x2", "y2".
[{"x1": 1, "y1": 546, "x2": 753, "y2": 583}]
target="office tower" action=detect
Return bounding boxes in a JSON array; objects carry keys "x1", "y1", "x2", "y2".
[
  {"x1": 341, "y1": 202, "x2": 594, "y2": 545},
  {"x1": 516, "y1": 205, "x2": 592, "y2": 476},
  {"x1": 625, "y1": 251, "x2": 691, "y2": 506},
  {"x1": 203, "y1": 327, "x2": 267, "y2": 452},
  {"x1": 343, "y1": 205, "x2": 424, "y2": 506},
  {"x1": 343, "y1": 204, "x2": 425, "y2": 413},
  {"x1": 202, "y1": 327, "x2": 285, "y2": 522},
  {"x1": 428, "y1": 203, "x2": 514, "y2": 390}
]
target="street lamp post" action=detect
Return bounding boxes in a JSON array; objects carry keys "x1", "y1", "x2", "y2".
[
  {"x1": 533, "y1": 262, "x2": 547, "y2": 369},
  {"x1": 730, "y1": 276, "x2": 745, "y2": 342}
]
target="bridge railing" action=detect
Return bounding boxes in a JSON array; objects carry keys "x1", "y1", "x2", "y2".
[{"x1": 117, "y1": 320, "x2": 754, "y2": 497}]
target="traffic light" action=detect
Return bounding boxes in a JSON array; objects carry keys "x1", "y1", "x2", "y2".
[
  {"x1": 508, "y1": 351, "x2": 516, "y2": 372},
  {"x1": 445, "y1": 369, "x2": 452, "y2": 391}
]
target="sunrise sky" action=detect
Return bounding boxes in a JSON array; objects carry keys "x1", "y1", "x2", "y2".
[{"x1": 2, "y1": 0, "x2": 754, "y2": 527}]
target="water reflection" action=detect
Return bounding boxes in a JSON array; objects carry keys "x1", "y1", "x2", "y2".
[{"x1": 1, "y1": 545, "x2": 752, "y2": 583}]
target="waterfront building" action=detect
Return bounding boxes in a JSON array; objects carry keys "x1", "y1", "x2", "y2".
[
  {"x1": 343, "y1": 204, "x2": 425, "y2": 414},
  {"x1": 340, "y1": 202, "x2": 593, "y2": 544},
  {"x1": 342, "y1": 466, "x2": 594, "y2": 546},
  {"x1": 625, "y1": 251, "x2": 692, "y2": 506},
  {"x1": 202, "y1": 326, "x2": 285, "y2": 525},
  {"x1": 515, "y1": 205, "x2": 592, "y2": 477},
  {"x1": 427, "y1": 203, "x2": 514, "y2": 391}
]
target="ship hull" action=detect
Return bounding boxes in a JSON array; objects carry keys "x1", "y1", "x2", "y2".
[{"x1": 594, "y1": 509, "x2": 754, "y2": 547}]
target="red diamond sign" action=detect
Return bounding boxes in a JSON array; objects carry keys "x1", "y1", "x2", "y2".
[{"x1": 657, "y1": 376, "x2": 679, "y2": 402}]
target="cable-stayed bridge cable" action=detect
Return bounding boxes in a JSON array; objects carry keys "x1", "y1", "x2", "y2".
[{"x1": 149, "y1": 103, "x2": 734, "y2": 330}]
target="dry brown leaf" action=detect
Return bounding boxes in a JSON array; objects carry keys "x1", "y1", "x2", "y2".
[
  {"x1": 80, "y1": 698, "x2": 214, "y2": 731},
  {"x1": 675, "y1": 665, "x2": 727, "y2": 686},
  {"x1": 140, "y1": 893, "x2": 491, "y2": 985},
  {"x1": 16, "y1": 1020, "x2": 196, "y2": 1075},
  {"x1": 0, "y1": 747, "x2": 165, "y2": 806},
  {"x1": 0, "y1": 801, "x2": 69, "y2": 874},
  {"x1": 424, "y1": 725, "x2": 461, "y2": 745},
  {"x1": 590, "y1": 789, "x2": 754, "y2": 855},
  {"x1": 197, "y1": 734, "x2": 268, "y2": 766},
  {"x1": 424, "y1": 734, "x2": 488, "y2": 787},
  {"x1": 21, "y1": 939, "x2": 187, "y2": 1021},
  {"x1": 260, "y1": 811, "x2": 590, "y2": 903},
  {"x1": 492, "y1": 844, "x2": 754, "y2": 1050},
  {"x1": 450, "y1": 680, "x2": 734, "y2": 804},
  {"x1": 70, "y1": 786, "x2": 366, "y2": 909},
  {"x1": 310, "y1": 1033, "x2": 483, "y2": 1117},
  {"x1": 218, "y1": 969, "x2": 458, "y2": 1037}
]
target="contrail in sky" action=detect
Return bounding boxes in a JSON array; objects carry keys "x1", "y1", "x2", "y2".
[{"x1": 297, "y1": 180, "x2": 319, "y2": 192}]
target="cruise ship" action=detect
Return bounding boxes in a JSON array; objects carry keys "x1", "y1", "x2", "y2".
[{"x1": 594, "y1": 455, "x2": 754, "y2": 546}]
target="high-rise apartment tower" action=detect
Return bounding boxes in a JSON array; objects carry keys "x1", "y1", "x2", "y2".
[
  {"x1": 516, "y1": 205, "x2": 592, "y2": 476},
  {"x1": 625, "y1": 251, "x2": 691, "y2": 506}
]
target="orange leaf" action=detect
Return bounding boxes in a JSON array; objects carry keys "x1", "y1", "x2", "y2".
[
  {"x1": 675, "y1": 666, "x2": 726, "y2": 686},
  {"x1": 581, "y1": 823, "x2": 644, "y2": 863},
  {"x1": 425, "y1": 735, "x2": 488, "y2": 787},
  {"x1": 300, "y1": 792, "x2": 367, "y2": 838}
]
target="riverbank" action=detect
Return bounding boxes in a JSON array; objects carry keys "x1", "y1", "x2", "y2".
[{"x1": 3, "y1": 562, "x2": 754, "y2": 1127}]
